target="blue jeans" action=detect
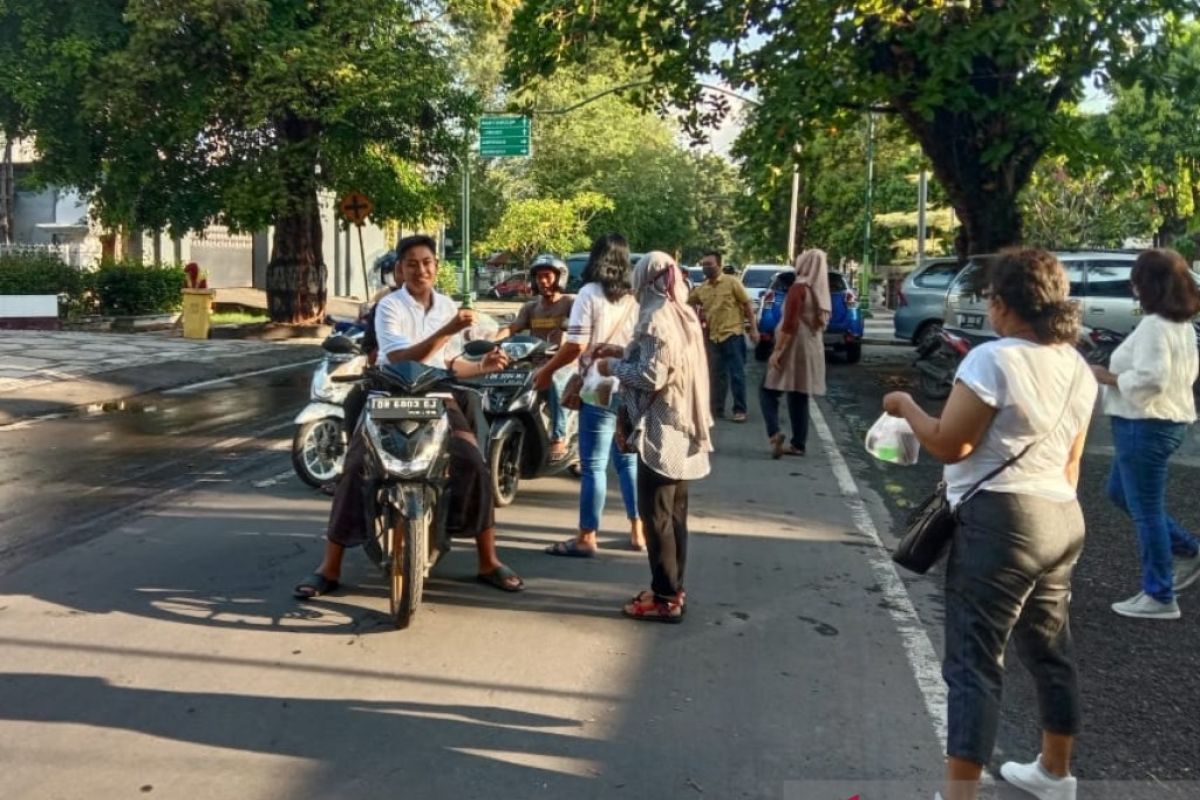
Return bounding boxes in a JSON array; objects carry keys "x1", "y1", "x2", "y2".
[
  {"x1": 1107, "y1": 416, "x2": 1200, "y2": 602},
  {"x1": 710, "y1": 335, "x2": 747, "y2": 415},
  {"x1": 579, "y1": 401, "x2": 638, "y2": 531},
  {"x1": 544, "y1": 382, "x2": 566, "y2": 441}
]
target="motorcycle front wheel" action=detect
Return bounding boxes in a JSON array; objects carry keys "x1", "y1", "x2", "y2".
[
  {"x1": 291, "y1": 418, "x2": 344, "y2": 488},
  {"x1": 489, "y1": 432, "x2": 523, "y2": 508},
  {"x1": 377, "y1": 498, "x2": 427, "y2": 630}
]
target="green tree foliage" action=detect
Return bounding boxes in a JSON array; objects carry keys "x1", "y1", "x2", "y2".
[
  {"x1": 0, "y1": 0, "x2": 470, "y2": 323},
  {"x1": 1098, "y1": 21, "x2": 1200, "y2": 247},
  {"x1": 1019, "y1": 158, "x2": 1152, "y2": 250},
  {"x1": 463, "y1": 52, "x2": 744, "y2": 264},
  {"x1": 507, "y1": 0, "x2": 1193, "y2": 259},
  {"x1": 474, "y1": 191, "x2": 613, "y2": 268}
]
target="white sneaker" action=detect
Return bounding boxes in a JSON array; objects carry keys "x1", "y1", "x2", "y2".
[
  {"x1": 1111, "y1": 591, "x2": 1181, "y2": 620},
  {"x1": 1174, "y1": 552, "x2": 1200, "y2": 592},
  {"x1": 1000, "y1": 755, "x2": 1077, "y2": 800}
]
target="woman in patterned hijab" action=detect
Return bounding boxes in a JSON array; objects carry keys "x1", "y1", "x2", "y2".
[{"x1": 597, "y1": 250, "x2": 714, "y2": 622}]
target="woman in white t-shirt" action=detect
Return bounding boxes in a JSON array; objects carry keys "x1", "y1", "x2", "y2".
[
  {"x1": 534, "y1": 234, "x2": 643, "y2": 555},
  {"x1": 882, "y1": 249, "x2": 1097, "y2": 800},
  {"x1": 1092, "y1": 248, "x2": 1200, "y2": 620}
]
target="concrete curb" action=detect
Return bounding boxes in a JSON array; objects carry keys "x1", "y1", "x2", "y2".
[{"x1": 0, "y1": 344, "x2": 322, "y2": 426}]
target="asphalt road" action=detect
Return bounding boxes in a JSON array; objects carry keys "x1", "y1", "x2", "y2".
[
  {"x1": 820, "y1": 343, "x2": 1200, "y2": 788},
  {"x1": 1, "y1": 352, "x2": 1197, "y2": 798}
]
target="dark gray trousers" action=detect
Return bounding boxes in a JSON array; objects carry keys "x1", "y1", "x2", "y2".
[{"x1": 943, "y1": 491, "x2": 1084, "y2": 765}]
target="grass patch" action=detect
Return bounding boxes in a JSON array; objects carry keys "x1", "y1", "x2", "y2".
[{"x1": 211, "y1": 309, "x2": 270, "y2": 325}]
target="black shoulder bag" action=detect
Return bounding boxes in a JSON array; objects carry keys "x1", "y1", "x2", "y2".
[{"x1": 893, "y1": 360, "x2": 1081, "y2": 574}]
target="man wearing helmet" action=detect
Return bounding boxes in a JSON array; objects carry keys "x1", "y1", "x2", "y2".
[{"x1": 495, "y1": 254, "x2": 577, "y2": 459}]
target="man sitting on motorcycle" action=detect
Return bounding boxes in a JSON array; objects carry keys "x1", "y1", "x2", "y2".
[
  {"x1": 494, "y1": 254, "x2": 576, "y2": 461},
  {"x1": 294, "y1": 234, "x2": 526, "y2": 598}
]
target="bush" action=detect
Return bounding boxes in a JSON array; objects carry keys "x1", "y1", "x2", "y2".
[
  {"x1": 0, "y1": 252, "x2": 96, "y2": 317},
  {"x1": 94, "y1": 261, "x2": 187, "y2": 316}
]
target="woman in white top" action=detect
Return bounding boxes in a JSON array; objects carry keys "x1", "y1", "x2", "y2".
[
  {"x1": 1092, "y1": 248, "x2": 1200, "y2": 621},
  {"x1": 534, "y1": 234, "x2": 643, "y2": 555},
  {"x1": 883, "y1": 249, "x2": 1097, "y2": 800}
]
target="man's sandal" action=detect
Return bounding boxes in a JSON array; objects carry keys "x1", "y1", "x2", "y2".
[
  {"x1": 294, "y1": 573, "x2": 339, "y2": 599},
  {"x1": 622, "y1": 590, "x2": 683, "y2": 623}
]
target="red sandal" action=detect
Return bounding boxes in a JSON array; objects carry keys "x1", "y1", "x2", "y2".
[{"x1": 622, "y1": 590, "x2": 684, "y2": 623}]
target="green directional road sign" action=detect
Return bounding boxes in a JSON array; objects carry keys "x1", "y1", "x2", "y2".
[{"x1": 479, "y1": 115, "x2": 531, "y2": 158}]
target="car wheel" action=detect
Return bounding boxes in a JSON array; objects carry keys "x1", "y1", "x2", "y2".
[
  {"x1": 843, "y1": 342, "x2": 862, "y2": 364},
  {"x1": 914, "y1": 321, "x2": 943, "y2": 350}
]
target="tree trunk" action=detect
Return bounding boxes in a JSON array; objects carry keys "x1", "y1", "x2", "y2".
[{"x1": 266, "y1": 115, "x2": 327, "y2": 324}]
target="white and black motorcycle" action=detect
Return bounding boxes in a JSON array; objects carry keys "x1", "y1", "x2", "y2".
[
  {"x1": 338, "y1": 341, "x2": 498, "y2": 629},
  {"x1": 480, "y1": 335, "x2": 579, "y2": 506},
  {"x1": 291, "y1": 329, "x2": 366, "y2": 487}
]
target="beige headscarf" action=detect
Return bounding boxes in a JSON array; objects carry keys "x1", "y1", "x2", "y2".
[
  {"x1": 794, "y1": 248, "x2": 833, "y2": 326},
  {"x1": 631, "y1": 252, "x2": 713, "y2": 450}
]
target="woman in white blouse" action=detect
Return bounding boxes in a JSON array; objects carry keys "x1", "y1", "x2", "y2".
[{"x1": 1092, "y1": 248, "x2": 1200, "y2": 620}]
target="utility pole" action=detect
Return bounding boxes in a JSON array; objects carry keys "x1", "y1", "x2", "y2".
[
  {"x1": 787, "y1": 162, "x2": 800, "y2": 264},
  {"x1": 860, "y1": 112, "x2": 875, "y2": 313},
  {"x1": 916, "y1": 167, "x2": 928, "y2": 269},
  {"x1": 461, "y1": 142, "x2": 472, "y2": 306}
]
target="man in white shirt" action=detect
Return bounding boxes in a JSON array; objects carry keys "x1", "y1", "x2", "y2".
[{"x1": 295, "y1": 235, "x2": 525, "y2": 598}]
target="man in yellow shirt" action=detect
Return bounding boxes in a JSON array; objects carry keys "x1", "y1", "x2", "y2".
[{"x1": 689, "y1": 250, "x2": 759, "y2": 422}]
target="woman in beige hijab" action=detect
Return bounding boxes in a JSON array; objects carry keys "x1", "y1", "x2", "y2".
[
  {"x1": 596, "y1": 251, "x2": 713, "y2": 622},
  {"x1": 761, "y1": 248, "x2": 831, "y2": 457}
]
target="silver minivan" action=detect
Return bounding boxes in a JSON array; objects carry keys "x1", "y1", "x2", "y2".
[{"x1": 944, "y1": 251, "x2": 1142, "y2": 338}]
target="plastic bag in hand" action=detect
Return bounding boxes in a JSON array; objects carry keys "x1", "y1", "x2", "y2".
[
  {"x1": 865, "y1": 413, "x2": 920, "y2": 465},
  {"x1": 580, "y1": 362, "x2": 620, "y2": 410}
]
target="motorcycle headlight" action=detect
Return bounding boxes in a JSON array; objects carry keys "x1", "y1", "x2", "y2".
[{"x1": 364, "y1": 415, "x2": 448, "y2": 478}]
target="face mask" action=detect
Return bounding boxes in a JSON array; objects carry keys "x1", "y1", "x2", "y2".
[{"x1": 702, "y1": 265, "x2": 720, "y2": 279}]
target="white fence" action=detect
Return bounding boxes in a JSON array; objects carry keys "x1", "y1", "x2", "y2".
[{"x1": 0, "y1": 242, "x2": 102, "y2": 268}]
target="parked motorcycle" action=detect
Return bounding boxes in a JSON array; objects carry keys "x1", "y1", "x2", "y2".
[
  {"x1": 335, "y1": 345, "x2": 492, "y2": 628},
  {"x1": 478, "y1": 334, "x2": 579, "y2": 507},
  {"x1": 913, "y1": 328, "x2": 971, "y2": 400},
  {"x1": 291, "y1": 329, "x2": 365, "y2": 487}
]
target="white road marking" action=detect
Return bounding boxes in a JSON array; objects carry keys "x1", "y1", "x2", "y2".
[
  {"x1": 252, "y1": 469, "x2": 300, "y2": 488},
  {"x1": 163, "y1": 358, "x2": 321, "y2": 394},
  {"x1": 810, "y1": 403, "x2": 948, "y2": 748}
]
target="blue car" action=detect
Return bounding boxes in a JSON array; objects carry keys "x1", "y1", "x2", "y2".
[
  {"x1": 892, "y1": 258, "x2": 965, "y2": 346},
  {"x1": 755, "y1": 270, "x2": 864, "y2": 363}
]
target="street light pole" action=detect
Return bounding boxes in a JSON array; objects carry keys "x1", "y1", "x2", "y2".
[
  {"x1": 787, "y1": 162, "x2": 800, "y2": 264},
  {"x1": 916, "y1": 167, "x2": 928, "y2": 269},
  {"x1": 860, "y1": 112, "x2": 875, "y2": 313}
]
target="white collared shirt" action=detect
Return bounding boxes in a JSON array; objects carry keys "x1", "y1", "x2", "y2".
[{"x1": 374, "y1": 286, "x2": 459, "y2": 366}]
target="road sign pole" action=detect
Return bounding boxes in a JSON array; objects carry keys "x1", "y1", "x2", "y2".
[
  {"x1": 356, "y1": 224, "x2": 369, "y2": 302},
  {"x1": 461, "y1": 143, "x2": 473, "y2": 308}
]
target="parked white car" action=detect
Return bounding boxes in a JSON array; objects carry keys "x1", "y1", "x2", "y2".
[{"x1": 740, "y1": 264, "x2": 790, "y2": 308}]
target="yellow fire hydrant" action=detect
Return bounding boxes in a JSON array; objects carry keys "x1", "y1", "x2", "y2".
[{"x1": 181, "y1": 288, "x2": 215, "y2": 339}]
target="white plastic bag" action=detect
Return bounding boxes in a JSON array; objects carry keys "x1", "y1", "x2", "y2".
[
  {"x1": 865, "y1": 413, "x2": 920, "y2": 465},
  {"x1": 580, "y1": 362, "x2": 620, "y2": 409}
]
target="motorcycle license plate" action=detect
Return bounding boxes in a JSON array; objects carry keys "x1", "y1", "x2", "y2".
[
  {"x1": 957, "y1": 313, "x2": 985, "y2": 330},
  {"x1": 368, "y1": 397, "x2": 443, "y2": 420},
  {"x1": 483, "y1": 370, "x2": 526, "y2": 386}
]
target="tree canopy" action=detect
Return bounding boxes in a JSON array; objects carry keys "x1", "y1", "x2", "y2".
[{"x1": 507, "y1": 0, "x2": 1196, "y2": 259}]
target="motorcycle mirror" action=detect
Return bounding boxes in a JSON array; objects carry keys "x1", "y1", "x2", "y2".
[{"x1": 322, "y1": 335, "x2": 359, "y2": 355}]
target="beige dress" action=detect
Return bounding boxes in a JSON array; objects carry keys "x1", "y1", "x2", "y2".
[{"x1": 764, "y1": 282, "x2": 826, "y2": 396}]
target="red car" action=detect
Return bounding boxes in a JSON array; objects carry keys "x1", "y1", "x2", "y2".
[{"x1": 489, "y1": 275, "x2": 531, "y2": 298}]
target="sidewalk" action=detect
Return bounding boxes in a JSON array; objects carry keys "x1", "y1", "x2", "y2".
[
  {"x1": 0, "y1": 330, "x2": 320, "y2": 426},
  {"x1": 862, "y1": 308, "x2": 903, "y2": 345}
]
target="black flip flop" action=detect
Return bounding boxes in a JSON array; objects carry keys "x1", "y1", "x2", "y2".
[
  {"x1": 294, "y1": 573, "x2": 339, "y2": 599},
  {"x1": 477, "y1": 565, "x2": 525, "y2": 593},
  {"x1": 544, "y1": 538, "x2": 597, "y2": 558}
]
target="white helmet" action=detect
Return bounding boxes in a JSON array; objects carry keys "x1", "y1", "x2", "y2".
[{"x1": 529, "y1": 254, "x2": 568, "y2": 291}]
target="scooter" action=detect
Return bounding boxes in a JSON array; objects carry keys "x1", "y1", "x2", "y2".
[
  {"x1": 333, "y1": 341, "x2": 495, "y2": 629},
  {"x1": 913, "y1": 328, "x2": 971, "y2": 400},
  {"x1": 291, "y1": 329, "x2": 365, "y2": 487},
  {"x1": 477, "y1": 335, "x2": 579, "y2": 507}
]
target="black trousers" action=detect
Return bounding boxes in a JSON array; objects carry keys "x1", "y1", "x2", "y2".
[
  {"x1": 327, "y1": 390, "x2": 494, "y2": 547},
  {"x1": 637, "y1": 457, "x2": 689, "y2": 599},
  {"x1": 759, "y1": 382, "x2": 809, "y2": 451},
  {"x1": 943, "y1": 491, "x2": 1084, "y2": 765}
]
